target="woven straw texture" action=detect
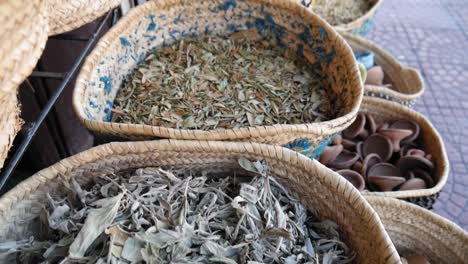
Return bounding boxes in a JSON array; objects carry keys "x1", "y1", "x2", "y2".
[
  {"x1": 299, "y1": 0, "x2": 383, "y2": 36},
  {"x1": 0, "y1": 0, "x2": 48, "y2": 95},
  {"x1": 0, "y1": 140, "x2": 400, "y2": 263},
  {"x1": 0, "y1": 94, "x2": 22, "y2": 170},
  {"x1": 343, "y1": 32, "x2": 424, "y2": 106},
  {"x1": 361, "y1": 97, "x2": 449, "y2": 199},
  {"x1": 367, "y1": 197, "x2": 468, "y2": 264},
  {"x1": 73, "y1": 0, "x2": 363, "y2": 152},
  {"x1": 47, "y1": 0, "x2": 120, "y2": 36}
]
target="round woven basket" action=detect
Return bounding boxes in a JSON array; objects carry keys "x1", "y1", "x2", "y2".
[
  {"x1": 0, "y1": 94, "x2": 22, "y2": 170},
  {"x1": 0, "y1": 140, "x2": 399, "y2": 263},
  {"x1": 0, "y1": 0, "x2": 48, "y2": 95},
  {"x1": 47, "y1": 0, "x2": 120, "y2": 36},
  {"x1": 73, "y1": 0, "x2": 363, "y2": 159},
  {"x1": 366, "y1": 197, "x2": 468, "y2": 263},
  {"x1": 299, "y1": 0, "x2": 383, "y2": 36},
  {"x1": 360, "y1": 97, "x2": 449, "y2": 208},
  {"x1": 342, "y1": 32, "x2": 424, "y2": 106}
]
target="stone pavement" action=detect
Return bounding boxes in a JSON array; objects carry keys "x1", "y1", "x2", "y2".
[{"x1": 367, "y1": 0, "x2": 468, "y2": 229}]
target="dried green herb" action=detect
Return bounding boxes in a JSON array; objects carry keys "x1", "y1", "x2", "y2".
[
  {"x1": 309, "y1": 0, "x2": 370, "y2": 26},
  {"x1": 111, "y1": 32, "x2": 327, "y2": 130},
  {"x1": 3, "y1": 160, "x2": 354, "y2": 263}
]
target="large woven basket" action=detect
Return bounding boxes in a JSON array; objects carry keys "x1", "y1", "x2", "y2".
[
  {"x1": 0, "y1": 140, "x2": 400, "y2": 263},
  {"x1": 73, "y1": 0, "x2": 363, "y2": 159},
  {"x1": 0, "y1": 0, "x2": 48, "y2": 95},
  {"x1": 0, "y1": 0, "x2": 48, "y2": 169},
  {"x1": 366, "y1": 197, "x2": 468, "y2": 264},
  {"x1": 361, "y1": 97, "x2": 449, "y2": 208},
  {"x1": 343, "y1": 32, "x2": 424, "y2": 106},
  {"x1": 47, "y1": 0, "x2": 120, "y2": 36},
  {"x1": 299, "y1": 0, "x2": 383, "y2": 36}
]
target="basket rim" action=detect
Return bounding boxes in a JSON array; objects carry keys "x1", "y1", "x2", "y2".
[
  {"x1": 361, "y1": 97, "x2": 449, "y2": 198},
  {"x1": 72, "y1": 0, "x2": 363, "y2": 140},
  {"x1": 341, "y1": 32, "x2": 425, "y2": 101},
  {"x1": 334, "y1": 0, "x2": 384, "y2": 31}
]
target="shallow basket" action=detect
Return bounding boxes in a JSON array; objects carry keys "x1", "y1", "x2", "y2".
[
  {"x1": 343, "y1": 32, "x2": 424, "y2": 106},
  {"x1": 47, "y1": 0, "x2": 120, "y2": 36},
  {"x1": 299, "y1": 0, "x2": 383, "y2": 36},
  {"x1": 0, "y1": 140, "x2": 400, "y2": 263},
  {"x1": 360, "y1": 97, "x2": 449, "y2": 208},
  {"x1": 73, "y1": 0, "x2": 363, "y2": 159},
  {"x1": 366, "y1": 197, "x2": 468, "y2": 263}
]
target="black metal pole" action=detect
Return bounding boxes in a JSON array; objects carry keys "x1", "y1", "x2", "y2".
[{"x1": 0, "y1": 10, "x2": 114, "y2": 191}]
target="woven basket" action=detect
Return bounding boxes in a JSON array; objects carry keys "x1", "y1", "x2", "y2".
[
  {"x1": 47, "y1": 0, "x2": 120, "y2": 36},
  {"x1": 0, "y1": 140, "x2": 400, "y2": 263},
  {"x1": 0, "y1": 0, "x2": 48, "y2": 95},
  {"x1": 299, "y1": 0, "x2": 383, "y2": 36},
  {"x1": 73, "y1": 0, "x2": 363, "y2": 159},
  {"x1": 366, "y1": 197, "x2": 468, "y2": 263},
  {"x1": 343, "y1": 32, "x2": 424, "y2": 106},
  {"x1": 360, "y1": 97, "x2": 449, "y2": 208},
  {"x1": 0, "y1": 94, "x2": 22, "y2": 170}
]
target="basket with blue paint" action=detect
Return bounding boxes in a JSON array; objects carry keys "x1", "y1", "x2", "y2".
[
  {"x1": 73, "y1": 0, "x2": 363, "y2": 159},
  {"x1": 298, "y1": 0, "x2": 383, "y2": 36},
  {"x1": 343, "y1": 32, "x2": 424, "y2": 106}
]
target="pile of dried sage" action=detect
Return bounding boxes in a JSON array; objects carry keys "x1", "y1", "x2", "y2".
[
  {"x1": 0, "y1": 159, "x2": 354, "y2": 263},
  {"x1": 111, "y1": 32, "x2": 328, "y2": 130},
  {"x1": 309, "y1": 0, "x2": 371, "y2": 25}
]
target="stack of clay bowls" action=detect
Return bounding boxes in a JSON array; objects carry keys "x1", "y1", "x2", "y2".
[{"x1": 318, "y1": 97, "x2": 448, "y2": 208}]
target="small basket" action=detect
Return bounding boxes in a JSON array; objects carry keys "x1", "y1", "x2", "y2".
[
  {"x1": 73, "y1": 0, "x2": 363, "y2": 159},
  {"x1": 0, "y1": 94, "x2": 22, "y2": 170},
  {"x1": 361, "y1": 97, "x2": 449, "y2": 208},
  {"x1": 366, "y1": 197, "x2": 468, "y2": 263},
  {"x1": 342, "y1": 32, "x2": 424, "y2": 106},
  {"x1": 46, "y1": 0, "x2": 120, "y2": 36},
  {"x1": 0, "y1": 140, "x2": 400, "y2": 263},
  {"x1": 299, "y1": 0, "x2": 383, "y2": 36}
]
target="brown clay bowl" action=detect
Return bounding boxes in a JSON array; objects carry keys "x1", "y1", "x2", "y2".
[
  {"x1": 398, "y1": 178, "x2": 427, "y2": 191},
  {"x1": 397, "y1": 156, "x2": 434, "y2": 175},
  {"x1": 368, "y1": 175, "x2": 406, "y2": 192},
  {"x1": 328, "y1": 149, "x2": 360, "y2": 169},
  {"x1": 363, "y1": 134, "x2": 393, "y2": 161},
  {"x1": 319, "y1": 144, "x2": 344, "y2": 165},
  {"x1": 390, "y1": 120, "x2": 420, "y2": 143},
  {"x1": 379, "y1": 128, "x2": 412, "y2": 152},
  {"x1": 361, "y1": 153, "x2": 382, "y2": 178},
  {"x1": 343, "y1": 113, "x2": 367, "y2": 139},
  {"x1": 336, "y1": 169, "x2": 366, "y2": 191}
]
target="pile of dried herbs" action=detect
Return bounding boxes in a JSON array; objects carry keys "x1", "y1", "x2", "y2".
[
  {"x1": 309, "y1": 0, "x2": 371, "y2": 25},
  {"x1": 111, "y1": 32, "x2": 328, "y2": 130},
  {"x1": 1, "y1": 159, "x2": 354, "y2": 263}
]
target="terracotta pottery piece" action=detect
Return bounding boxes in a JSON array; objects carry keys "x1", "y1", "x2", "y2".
[
  {"x1": 377, "y1": 122, "x2": 389, "y2": 131},
  {"x1": 332, "y1": 135, "x2": 343, "y2": 145},
  {"x1": 363, "y1": 134, "x2": 393, "y2": 161},
  {"x1": 368, "y1": 163, "x2": 402, "y2": 177},
  {"x1": 343, "y1": 113, "x2": 367, "y2": 139},
  {"x1": 356, "y1": 141, "x2": 364, "y2": 158},
  {"x1": 398, "y1": 178, "x2": 427, "y2": 191},
  {"x1": 397, "y1": 156, "x2": 434, "y2": 175},
  {"x1": 342, "y1": 139, "x2": 357, "y2": 151},
  {"x1": 361, "y1": 153, "x2": 382, "y2": 178},
  {"x1": 407, "y1": 149, "x2": 425, "y2": 157},
  {"x1": 319, "y1": 144, "x2": 343, "y2": 165},
  {"x1": 425, "y1": 154, "x2": 432, "y2": 160},
  {"x1": 352, "y1": 161, "x2": 363, "y2": 173},
  {"x1": 365, "y1": 113, "x2": 377, "y2": 134},
  {"x1": 390, "y1": 120, "x2": 420, "y2": 143},
  {"x1": 365, "y1": 66, "x2": 384, "y2": 86},
  {"x1": 413, "y1": 169, "x2": 434, "y2": 187},
  {"x1": 336, "y1": 169, "x2": 365, "y2": 191},
  {"x1": 328, "y1": 149, "x2": 360, "y2": 169},
  {"x1": 368, "y1": 175, "x2": 406, "y2": 191},
  {"x1": 379, "y1": 128, "x2": 412, "y2": 152}
]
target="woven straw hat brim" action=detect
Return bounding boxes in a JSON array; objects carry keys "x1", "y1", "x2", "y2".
[
  {"x1": 366, "y1": 196, "x2": 468, "y2": 263},
  {"x1": 72, "y1": 0, "x2": 363, "y2": 146},
  {"x1": 47, "y1": 0, "x2": 120, "y2": 36},
  {"x1": 342, "y1": 32, "x2": 424, "y2": 105},
  {"x1": 0, "y1": 140, "x2": 400, "y2": 263},
  {"x1": 361, "y1": 97, "x2": 449, "y2": 199}
]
